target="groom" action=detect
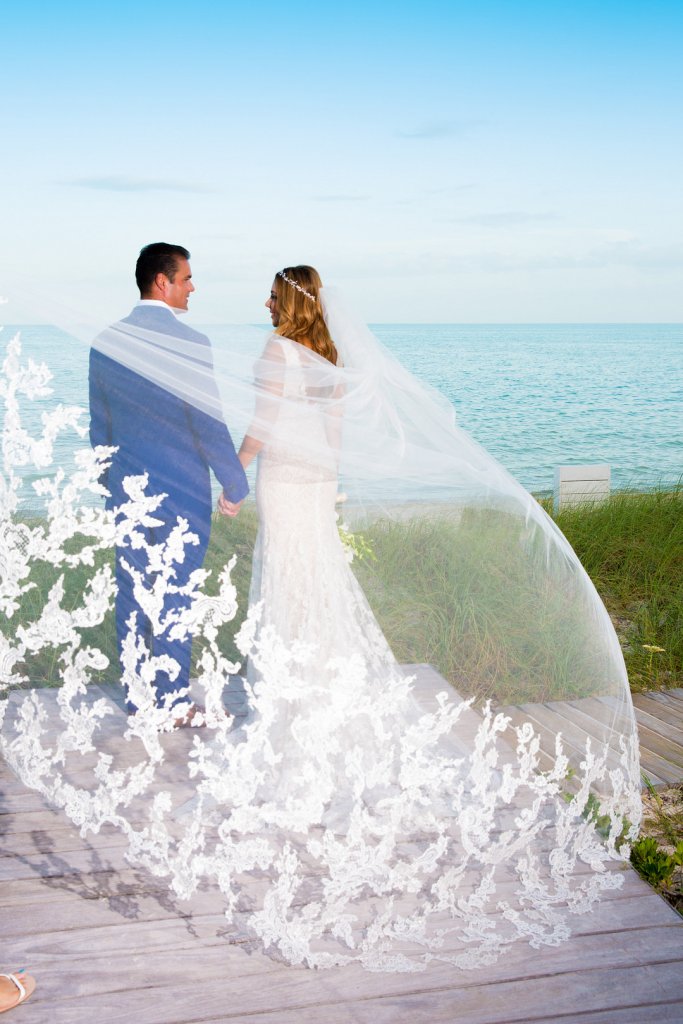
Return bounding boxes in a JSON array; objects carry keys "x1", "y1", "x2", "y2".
[{"x1": 89, "y1": 242, "x2": 248, "y2": 717}]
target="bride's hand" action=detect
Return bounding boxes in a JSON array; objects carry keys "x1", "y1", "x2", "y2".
[{"x1": 218, "y1": 492, "x2": 242, "y2": 517}]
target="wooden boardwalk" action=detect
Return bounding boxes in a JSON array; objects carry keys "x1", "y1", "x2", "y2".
[
  {"x1": 498, "y1": 687, "x2": 683, "y2": 788},
  {"x1": 1, "y1": 671, "x2": 682, "y2": 1024}
]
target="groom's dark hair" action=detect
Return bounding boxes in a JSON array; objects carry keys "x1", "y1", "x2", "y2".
[{"x1": 136, "y1": 242, "x2": 191, "y2": 296}]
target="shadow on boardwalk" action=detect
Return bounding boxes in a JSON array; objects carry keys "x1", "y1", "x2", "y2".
[{"x1": 1, "y1": 677, "x2": 683, "y2": 1024}]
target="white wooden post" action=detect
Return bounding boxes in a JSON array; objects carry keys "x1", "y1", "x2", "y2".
[{"x1": 553, "y1": 465, "x2": 611, "y2": 513}]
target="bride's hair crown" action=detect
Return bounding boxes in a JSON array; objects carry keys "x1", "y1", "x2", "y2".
[{"x1": 278, "y1": 270, "x2": 315, "y2": 301}]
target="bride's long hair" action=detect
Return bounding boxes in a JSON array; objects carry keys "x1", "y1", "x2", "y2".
[{"x1": 274, "y1": 265, "x2": 338, "y2": 365}]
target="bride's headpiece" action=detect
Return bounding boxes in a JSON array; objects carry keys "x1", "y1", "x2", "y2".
[{"x1": 277, "y1": 270, "x2": 315, "y2": 302}]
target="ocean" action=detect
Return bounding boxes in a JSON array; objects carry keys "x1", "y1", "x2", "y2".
[{"x1": 3, "y1": 322, "x2": 681, "y2": 497}]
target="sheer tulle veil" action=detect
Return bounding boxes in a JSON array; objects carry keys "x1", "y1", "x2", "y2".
[{"x1": 0, "y1": 280, "x2": 641, "y2": 971}]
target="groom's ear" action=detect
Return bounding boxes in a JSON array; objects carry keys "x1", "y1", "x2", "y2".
[{"x1": 154, "y1": 272, "x2": 169, "y2": 296}]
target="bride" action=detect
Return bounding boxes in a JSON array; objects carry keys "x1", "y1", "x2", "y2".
[
  {"x1": 234, "y1": 267, "x2": 398, "y2": 690},
  {"x1": 0, "y1": 267, "x2": 642, "y2": 972}
]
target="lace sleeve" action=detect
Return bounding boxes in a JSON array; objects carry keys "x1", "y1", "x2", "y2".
[
  {"x1": 238, "y1": 336, "x2": 287, "y2": 465},
  {"x1": 325, "y1": 364, "x2": 345, "y2": 458}
]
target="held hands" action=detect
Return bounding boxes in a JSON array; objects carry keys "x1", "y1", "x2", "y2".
[{"x1": 217, "y1": 491, "x2": 243, "y2": 518}]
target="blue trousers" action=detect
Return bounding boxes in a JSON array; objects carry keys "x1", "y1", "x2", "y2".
[{"x1": 114, "y1": 511, "x2": 209, "y2": 713}]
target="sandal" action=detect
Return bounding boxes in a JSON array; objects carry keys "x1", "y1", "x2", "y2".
[
  {"x1": 0, "y1": 972, "x2": 36, "y2": 1014},
  {"x1": 171, "y1": 703, "x2": 205, "y2": 730},
  {"x1": 170, "y1": 703, "x2": 231, "y2": 730}
]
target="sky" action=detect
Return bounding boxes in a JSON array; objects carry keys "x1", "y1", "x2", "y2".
[{"x1": 1, "y1": 0, "x2": 682, "y2": 323}]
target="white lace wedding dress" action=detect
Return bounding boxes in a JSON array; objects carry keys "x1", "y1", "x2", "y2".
[
  {"x1": 238, "y1": 335, "x2": 419, "y2": 834},
  {"x1": 250, "y1": 339, "x2": 394, "y2": 674}
]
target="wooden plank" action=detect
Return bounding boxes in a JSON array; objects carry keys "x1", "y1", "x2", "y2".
[
  {"x1": 565, "y1": 697, "x2": 682, "y2": 784},
  {"x1": 0, "y1": 823, "x2": 135, "y2": 858},
  {"x1": 565, "y1": 697, "x2": 667, "y2": 786},
  {"x1": 635, "y1": 752, "x2": 680, "y2": 786},
  {"x1": 0, "y1": 867, "x2": 173, "y2": 910},
  {"x1": 3, "y1": 913, "x2": 241, "y2": 960},
  {"x1": 11, "y1": 900, "x2": 683, "y2": 983},
  {"x1": 1, "y1": 730, "x2": 245, "y2": 815},
  {"x1": 539, "y1": 700, "x2": 625, "y2": 766},
  {"x1": 488, "y1": 705, "x2": 557, "y2": 774},
  {"x1": 0, "y1": 807, "x2": 99, "y2": 836},
  {"x1": 545, "y1": 1005, "x2": 683, "y2": 1024},
  {"x1": 409, "y1": 665, "x2": 487, "y2": 759},
  {"x1": 629, "y1": 703, "x2": 683, "y2": 746},
  {"x1": 640, "y1": 692, "x2": 683, "y2": 718},
  {"x1": 10, "y1": 945, "x2": 683, "y2": 1024},
  {"x1": 501, "y1": 701, "x2": 622, "y2": 775},
  {"x1": 4, "y1": 674, "x2": 683, "y2": 1024},
  {"x1": 232, "y1": 960, "x2": 683, "y2": 1024},
  {"x1": 0, "y1": 839, "x2": 644, "y2": 916},
  {"x1": 0, "y1": 880, "x2": 226, "y2": 938},
  {"x1": 498, "y1": 694, "x2": 640, "y2": 779},
  {"x1": 641, "y1": 688, "x2": 683, "y2": 699},
  {"x1": 1, "y1": 866, "x2": 630, "y2": 935},
  {"x1": 563, "y1": 696, "x2": 630, "y2": 741},
  {"x1": 634, "y1": 697, "x2": 683, "y2": 729},
  {"x1": 0, "y1": 842, "x2": 131, "y2": 882},
  {"x1": 589, "y1": 700, "x2": 667, "y2": 786},
  {"x1": 17, "y1": 877, "x2": 666, "y2": 965},
  {"x1": 633, "y1": 721, "x2": 683, "y2": 769},
  {"x1": 633, "y1": 693, "x2": 683, "y2": 727},
  {"x1": 3, "y1": 883, "x2": 678, "y2": 963},
  {"x1": 0, "y1": 845, "x2": 629, "y2": 918},
  {"x1": 0, "y1": 784, "x2": 55, "y2": 812}
]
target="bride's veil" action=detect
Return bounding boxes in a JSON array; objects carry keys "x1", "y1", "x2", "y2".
[{"x1": 0, "y1": 282, "x2": 641, "y2": 971}]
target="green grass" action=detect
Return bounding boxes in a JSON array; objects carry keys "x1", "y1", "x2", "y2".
[
  {"x1": 5, "y1": 525, "x2": 118, "y2": 688},
  {"x1": 211, "y1": 495, "x2": 678, "y2": 705},
  {"x1": 5, "y1": 487, "x2": 681, "y2": 704},
  {"x1": 351, "y1": 507, "x2": 624, "y2": 705},
  {"x1": 634, "y1": 778, "x2": 683, "y2": 916},
  {"x1": 4, "y1": 508, "x2": 258, "y2": 688},
  {"x1": 199, "y1": 506, "x2": 258, "y2": 665},
  {"x1": 547, "y1": 484, "x2": 683, "y2": 691}
]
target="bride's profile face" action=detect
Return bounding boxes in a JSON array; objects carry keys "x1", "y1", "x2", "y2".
[{"x1": 265, "y1": 281, "x2": 279, "y2": 327}]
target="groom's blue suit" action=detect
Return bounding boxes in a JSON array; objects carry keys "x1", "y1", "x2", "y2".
[{"x1": 89, "y1": 302, "x2": 248, "y2": 710}]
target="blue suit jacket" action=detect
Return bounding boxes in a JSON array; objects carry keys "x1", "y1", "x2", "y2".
[{"x1": 89, "y1": 304, "x2": 248, "y2": 542}]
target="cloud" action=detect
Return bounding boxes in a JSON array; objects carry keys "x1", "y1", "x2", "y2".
[
  {"x1": 393, "y1": 183, "x2": 476, "y2": 205},
  {"x1": 325, "y1": 238, "x2": 683, "y2": 280},
  {"x1": 453, "y1": 240, "x2": 683, "y2": 274},
  {"x1": 426, "y1": 183, "x2": 476, "y2": 193},
  {"x1": 312, "y1": 194, "x2": 371, "y2": 202},
  {"x1": 67, "y1": 176, "x2": 212, "y2": 194},
  {"x1": 397, "y1": 119, "x2": 484, "y2": 140},
  {"x1": 523, "y1": 241, "x2": 683, "y2": 272},
  {"x1": 451, "y1": 211, "x2": 559, "y2": 227}
]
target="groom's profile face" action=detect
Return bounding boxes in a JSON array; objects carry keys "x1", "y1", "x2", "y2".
[{"x1": 165, "y1": 258, "x2": 195, "y2": 311}]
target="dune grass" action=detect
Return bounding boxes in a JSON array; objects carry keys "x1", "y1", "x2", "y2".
[
  {"x1": 349, "y1": 508, "x2": 610, "y2": 705},
  {"x1": 547, "y1": 484, "x2": 683, "y2": 691},
  {"x1": 3, "y1": 508, "x2": 259, "y2": 688},
  {"x1": 4, "y1": 487, "x2": 681, "y2": 701}
]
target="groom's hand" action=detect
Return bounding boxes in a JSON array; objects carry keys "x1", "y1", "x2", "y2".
[{"x1": 218, "y1": 492, "x2": 242, "y2": 517}]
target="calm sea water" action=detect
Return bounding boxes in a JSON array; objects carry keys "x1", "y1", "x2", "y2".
[{"x1": 4, "y1": 323, "x2": 682, "y2": 495}]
